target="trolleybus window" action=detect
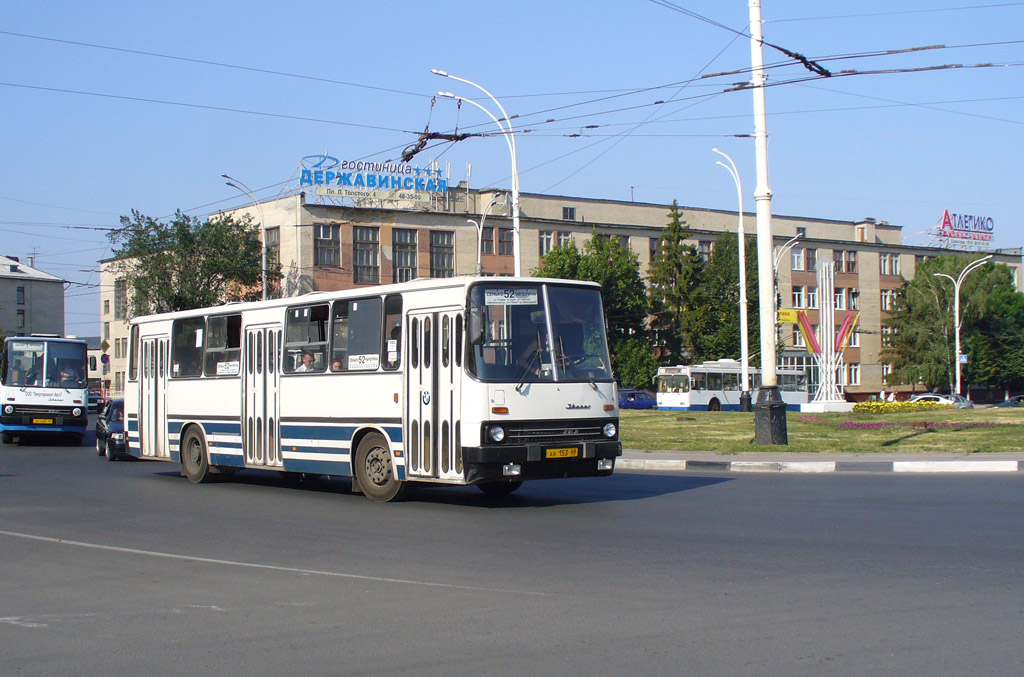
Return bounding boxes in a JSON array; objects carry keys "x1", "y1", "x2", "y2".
[
  {"x1": 383, "y1": 295, "x2": 402, "y2": 370},
  {"x1": 204, "y1": 314, "x2": 242, "y2": 377},
  {"x1": 285, "y1": 304, "x2": 329, "y2": 373}
]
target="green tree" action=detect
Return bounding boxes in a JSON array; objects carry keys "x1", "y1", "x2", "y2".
[
  {"x1": 884, "y1": 255, "x2": 1020, "y2": 392},
  {"x1": 689, "y1": 232, "x2": 761, "y2": 364},
  {"x1": 108, "y1": 210, "x2": 271, "y2": 318},
  {"x1": 533, "y1": 234, "x2": 654, "y2": 388},
  {"x1": 647, "y1": 201, "x2": 703, "y2": 363}
]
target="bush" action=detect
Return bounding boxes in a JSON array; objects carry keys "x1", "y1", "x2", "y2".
[{"x1": 852, "y1": 400, "x2": 947, "y2": 414}]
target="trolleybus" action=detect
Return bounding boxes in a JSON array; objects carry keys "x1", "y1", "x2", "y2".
[
  {"x1": 655, "y1": 359, "x2": 810, "y2": 411},
  {"x1": 124, "y1": 276, "x2": 621, "y2": 501},
  {"x1": 1, "y1": 335, "x2": 90, "y2": 444}
]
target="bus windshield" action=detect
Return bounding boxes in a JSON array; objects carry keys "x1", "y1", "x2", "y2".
[
  {"x1": 466, "y1": 283, "x2": 613, "y2": 384},
  {"x1": 2, "y1": 340, "x2": 88, "y2": 388}
]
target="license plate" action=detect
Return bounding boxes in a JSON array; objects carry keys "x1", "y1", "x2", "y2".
[
  {"x1": 545, "y1": 447, "x2": 579, "y2": 459},
  {"x1": 32, "y1": 418, "x2": 54, "y2": 425}
]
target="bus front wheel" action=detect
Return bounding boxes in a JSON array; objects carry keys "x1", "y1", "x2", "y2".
[
  {"x1": 181, "y1": 427, "x2": 214, "y2": 484},
  {"x1": 1, "y1": 432, "x2": 13, "y2": 445},
  {"x1": 708, "y1": 399, "x2": 721, "y2": 412},
  {"x1": 354, "y1": 433, "x2": 406, "y2": 502}
]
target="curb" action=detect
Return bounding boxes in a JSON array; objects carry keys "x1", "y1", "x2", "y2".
[{"x1": 617, "y1": 458, "x2": 1023, "y2": 474}]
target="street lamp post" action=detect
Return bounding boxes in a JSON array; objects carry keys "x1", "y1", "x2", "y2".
[
  {"x1": 467, "y1": 195, "x2": 501, "y2": 275},
  {"x1": 223, "y1": 174, "x2": 267, "y2": 301},
  {"x1": 433, "y1": 69, "x2": 522, "y2": 276},
  {"x1": 933, "y1": 254, "x2": 992, "y2": 397},
  {"x1": 712, "y1": 148, "x2": 751, "y2": 412}
]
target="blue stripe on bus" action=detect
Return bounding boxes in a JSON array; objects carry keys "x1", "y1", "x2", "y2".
[{"x1": 282, "y1": 458, "x2": 352, "y2": 476}]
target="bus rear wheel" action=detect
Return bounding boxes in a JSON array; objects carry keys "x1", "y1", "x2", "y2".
[
  {"x1": 354, "y1": 433, "x2": 406, "y2": 502},
  {"x1": 708, "y1": 399, "x2": 721, "y2": 412},
  {"x1": 181, "y1": 427, "x2": 214, "y2": 484}
]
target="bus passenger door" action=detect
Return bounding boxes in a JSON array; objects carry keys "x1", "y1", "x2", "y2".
[
  {"x1": 243, "y1": 324, "x2": 282, "y2": 468},
  {"x1": 140, "y1": 335, "x2": 170, "y2": 458},
  {"x1": 406, "y1": 309, "x2": 463, "y2": 481}
]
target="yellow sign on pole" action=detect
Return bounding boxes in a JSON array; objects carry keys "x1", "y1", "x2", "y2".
[{"x1": 777, "y1": 308, "x2": 799, "y2": 324}]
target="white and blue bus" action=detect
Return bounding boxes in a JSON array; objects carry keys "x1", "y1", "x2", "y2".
[
  {"x1": 655, "y1": 360, "x2": 810, "y2": 411},
  {"x1": 123, "y1": 276, "x2": 621, "y2": 501},
  {"x1": 1, "y1": 335, "x2": 90, "y2": 444}
]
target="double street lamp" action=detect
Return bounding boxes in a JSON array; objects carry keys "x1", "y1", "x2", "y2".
[
  {"x1": 933, "y1": 254, "x2": 992, "y2": 397},
  {"x1": 433, "y1": 69, "x2": 522, "y2": 276},
  {"x1": 223, "y1": 174, "x2": 267, "y2": 301},
  {"x1": 712, "y1": 148, "x2": 751, "y2": 411},
  {"x1": 467, "y1": 194, "x2": 502, "y2": 275}
]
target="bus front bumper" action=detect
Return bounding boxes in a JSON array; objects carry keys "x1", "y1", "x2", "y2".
[{"x1": 461, "y1": 441, "x2": 621, "y2": 483}]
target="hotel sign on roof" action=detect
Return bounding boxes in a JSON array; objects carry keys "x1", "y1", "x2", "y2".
[{"x1": 299, "y1": 154, "x2": 447, "y2": 205}]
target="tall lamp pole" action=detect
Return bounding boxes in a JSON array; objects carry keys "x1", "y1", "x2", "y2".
[
  {"x1": 433, "y1": 69, "x2": 522, "y2": 276},
  {"x1": 223, "y1": 174, "x2": 267, "y2": 301},
  {"x1": 933, "y1": 254, "x2": 992, "y2": 397},
  {"x1": 749, "y1": 0, "x2": 787, "y2": 444},
  {"x1": 712, "y1": 148, "x2": 751, "y2": 412}
]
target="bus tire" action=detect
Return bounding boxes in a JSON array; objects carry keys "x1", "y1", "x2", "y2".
[
  {"x1": 181, "y1": 427, "x2": 214, "y2": 484},
  {"x1": 477, "y1": 480, "x2": 523, "y2": 497},
  {"x1": 708, "y1": 398, "x2": 721, "y2": 412},
  {"x1": 354, "y1": 432, "x2": 406, "y2": 502}
]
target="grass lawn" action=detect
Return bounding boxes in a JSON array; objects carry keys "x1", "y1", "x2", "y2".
[{"x1": 620, "y1": 407, "x2": 1024, "y2": 454}]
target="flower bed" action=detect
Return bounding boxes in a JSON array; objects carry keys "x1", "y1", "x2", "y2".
[{"x1": 851, "y1": 401, "x2": 946, "y2": 414}]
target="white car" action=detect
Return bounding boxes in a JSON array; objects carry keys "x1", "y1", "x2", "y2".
[{"x1": 909, "y1": 393, "x2": 974, "y2": 409}]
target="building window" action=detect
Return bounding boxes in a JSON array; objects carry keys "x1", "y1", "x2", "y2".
[
  {"x1": 562, "y1": 206, "x2": 576, "y2": 221},
  {"x1": 833, "y1": 250, "x2": 845, "y2": 273},
  {"x1": 849, "y1": 328, "x2": 860, "y2": 347},
  {"x1": 697, "y1": 241, "x2": 713, "y2": 260},
  {"x1": 846, "y1": 250, "x2": 857, "y2": 273},
  {"x1": 393, "y1": 229, "x2": 417, "y2": 283},
  {"x1": 792, "y1": 285, "x2": 805, "y2": 309},
  {"x1": 539, "y1": 231, "x2": 554, "y2": 257},
  {"x1": 649, "y1": 237, "x2": 659, "y2": 262},
  {"x1": 794, "y1": 328, "x2": 805, "y2": 348},
  {"x1": 806, "y1": 248, "x2": 817, "y2": 270},
  {"x1": 430, "y1": 231, "x2": 455, "y2": 278},
  {"x1": 114, "y1": 279, "x2": 127, "y2": 320},
  {"x1": 806, "y1": 286, "x2": 818, "y2": 309},
  {"x1": 314, "y1": 224, "x2": 340, "y2": 267},
  {"x1": 353, "y1": 226, "x2": 379, "y2": 284},
  {"x1": 882, "y1": 363, "x2": 893, "y2": 379},
  {"x1": 115, "y1": 372, "x2": 122, "y2": 391},
  {"x1": 880, "y1": 289, "x2": 896, "y2": 311},
  {"x1": 481, "y1": 227, "x2": 494, "y2": 255},
  {"x1": 265, "y1": 226, "x2": 280, "y2": 264},
  {"x1": 834, "y1": 288, "x2": 846, "y2": 310},
  {"x1": 849, "y1": 289, "x2": 859, "y2": 310},
  {"x1": 103, "y1": 321, "x2": 110, "y2": 340},
  {"x1": 498, "y1": 228, "x2": 514, "y2": 256},
  {"x1": 17, "y1": 309, "x2": 25, "y2": 329},
  {"x1": 16, "y1": 286, "x2": 25, "y2": 305},
  {"x1": 103, "y1": 299, "x2": 110, "y2": 315},
  {"x1": 880, "y1": 252, "x2": 901, "y2": 276},
  {"x1": 796, "y1": 227, "x2": 807, "y2": 239},
  {"x1": 791, "y1": 248, "x2": 805, "y2": 271},
  {"x1": 558, "y1": 232, "x2": 572, "y2": 248},
  {"x1": 847, "y1": 363, "x2": 860, "y2": 386},
  {"x1": 881, "y1": 325, "x2": 892, "y2": 347}
]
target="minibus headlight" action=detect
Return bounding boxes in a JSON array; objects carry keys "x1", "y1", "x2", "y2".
[
  {"x1": 488, "y1": 425, "x2": 506, "y2": 443},
  {"x1": 3, "y1": 405, "x2": 13, "y2": 415},
  {"x1": 602, "y1": 422, "x2": 617, "y2": 438},
  {"x1": 72, "y1": 407, "x2": 83, "y2": 417}
]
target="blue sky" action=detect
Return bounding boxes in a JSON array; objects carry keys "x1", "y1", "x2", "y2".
[{"x1": 2, "y1": 1, "x2": 1021, "y2": 336}]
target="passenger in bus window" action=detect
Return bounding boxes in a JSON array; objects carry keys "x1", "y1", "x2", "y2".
[
  {"x1": 295, "y1": 350, "x2": 316, "y2": 372},
  {"x1": 331, "y1": 358, "x2": 344, "y2": 372}
]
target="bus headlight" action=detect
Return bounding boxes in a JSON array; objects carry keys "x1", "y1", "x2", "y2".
[
  {"x1": 602, "y1": 422, "x2": 617, "y2": 438},
  {"x1": 488, "y1": 425, "x2": 506, "y2": 443},
  {"x1": 72, "y1": 407, "x2": 83, "y2": 417},
  {"x1": 3, "y1": 405, "x2": 13, "y2": 415}
]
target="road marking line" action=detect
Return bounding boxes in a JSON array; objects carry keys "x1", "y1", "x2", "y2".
[{"x1": 0, "y1": 530, "x2": 552, "y2": 597}]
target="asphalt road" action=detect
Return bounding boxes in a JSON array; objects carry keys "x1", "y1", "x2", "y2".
[{"x1": 2, "y1": 434, "x2": 1023, "y2": 675}]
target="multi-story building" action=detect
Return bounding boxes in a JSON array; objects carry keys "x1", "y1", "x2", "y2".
[
  {"x1": 0, "y1": 254, "x2": 65, "y2": 337},
  {"x1": 98, "y1": 188, "x2": 1022, "y2": 400}
]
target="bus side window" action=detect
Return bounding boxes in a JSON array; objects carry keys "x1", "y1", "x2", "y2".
[
  {"x1": 128, "y1": 325, "x2": 139, "y2": 381},
  {"x1": 204, "y1": 314, "x2": 242, "y2": 377},
  {"x1": 284, "y1": 304, "x2": 329, "y2": 373},
  {"x1": 331, "y1": 297, "x2": 383, "y2": 372},
  {"x1": 382, "y1": 295, "x2": 402, "y2": 371},
  {"x1": 171, "y1": 317, "x2": 205, "y2": 378}
]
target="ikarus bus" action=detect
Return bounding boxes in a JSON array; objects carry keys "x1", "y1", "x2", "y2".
[
  {"x1": 124, "y1": 277, "x2": 621, "y2": 501},
  {"x1": 1, "y1": 335, "x2": 90, "y2": 444}
]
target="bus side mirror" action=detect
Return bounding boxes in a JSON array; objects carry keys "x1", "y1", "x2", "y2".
[{"x1": 468, "y1": 308, "x2": 485, "y2": 346}]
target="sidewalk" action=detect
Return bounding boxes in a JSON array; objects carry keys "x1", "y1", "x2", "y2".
[{"x1": 619, "y1": 449, "x2": 1024, "y2": 474}]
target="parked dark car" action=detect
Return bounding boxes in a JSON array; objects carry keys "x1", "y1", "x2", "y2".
[
  {"x1": 619, "y1": 389, "x2": 657, "y2": 410},
  {"x1": 993, "y1": 395, "x2": 1024, "y2": 408},
  {"x1": 88, "y1": 387, "x2": 105, "y2": 413},
  {"x1": 95, "y1": 398, "x2": 126, "y2": 461}
]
